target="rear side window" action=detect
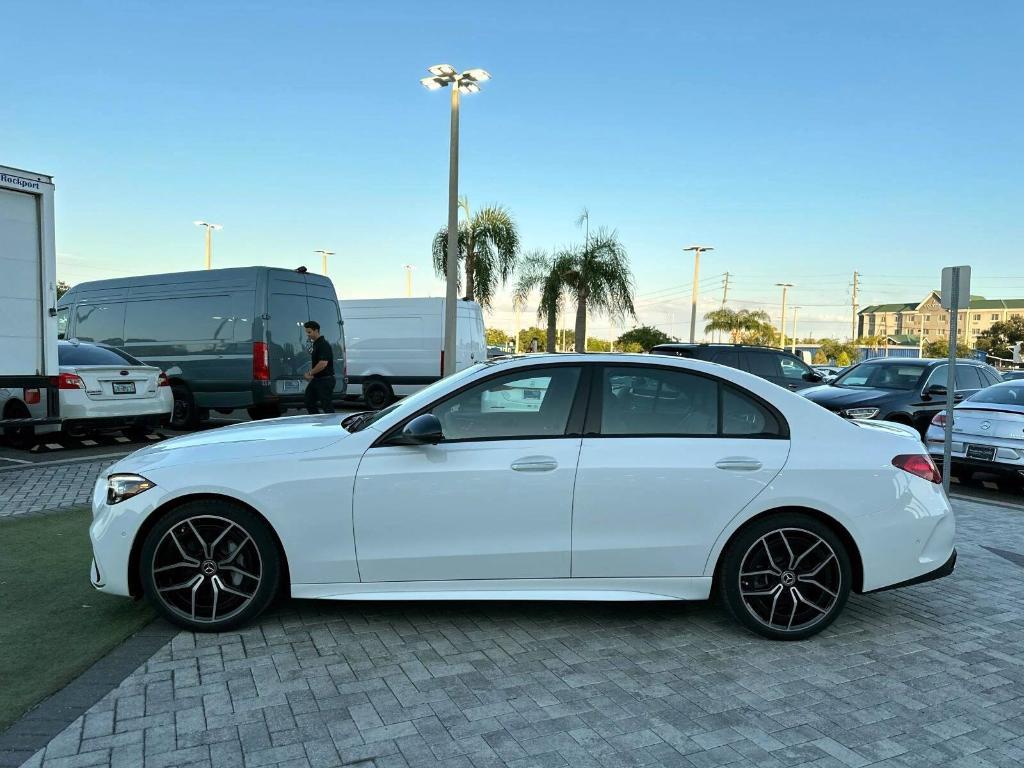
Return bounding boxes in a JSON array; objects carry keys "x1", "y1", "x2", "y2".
[
  {"x1": 125, "y1": 296, "x2": 234, "y2": 342},
  {"x1": 73, "y1": 303, "x2": 125, "y2": 345},
  {"x1": 598, "y1": 366, "x2": 786, "y2": 438},
  {"x1": 744, "y1": 352, "x2": 780, "y2": 379},
  {"x1": 59, "y1": 343, "x2": 143, "y2": 367},
  {"x1": 651, "y1": 346, "x2": 695, "y2": 358},
  {"x1": 709, "y1": 350, "x2": 740, "y2": 369}
]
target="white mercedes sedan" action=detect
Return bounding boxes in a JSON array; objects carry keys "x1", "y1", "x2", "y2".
[{"x1": 89, "y1": 354, "x2": 956, "y2": 640}]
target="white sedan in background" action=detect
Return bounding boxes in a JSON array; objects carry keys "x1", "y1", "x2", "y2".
[
  {"x1": 89, "y1": 354, "x2": 955, "y2": 640},
  {"x1": 59, "y1": 340, "x2": 172, "y2": 436}
]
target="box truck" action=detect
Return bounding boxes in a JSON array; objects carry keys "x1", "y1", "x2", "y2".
[{"x1": 0, "y1": 165, "x2": 60, "y2": 438}]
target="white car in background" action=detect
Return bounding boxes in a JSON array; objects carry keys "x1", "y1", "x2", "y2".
[
  {"x1": 59, "y1": 340, "x2": 172, "y2": 436},
  {"x1": 89, "y1": 354, "x2": 955, "y2": 640}
]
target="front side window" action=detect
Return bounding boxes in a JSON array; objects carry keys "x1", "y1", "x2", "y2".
[
  {"x1": 430, "y1": 366, "x2": 581, "y2": 441},
  {"x1": 778, "y1": 355, "x2": 811, "y2": 380},
  {"x1": 56, "y1": 307, "x2": 69, "y2": 339},
  {"x1": 954, "y1": 365, "x2": 982, "y2": 390}
]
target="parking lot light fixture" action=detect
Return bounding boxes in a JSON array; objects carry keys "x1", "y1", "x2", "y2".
[
  {"x1": 683, "y1": 245, "x2": 714, "y2": 343},
  {"x1": 421, "y1": 63, "x2": 490, "y2": 375},
  {"x1": 314, "y1": 249, "x2": 335, "y2": 276},
  {"x1": 776, "y1": 283, "x2": 794, "y2": 349},
  {"x1": 193, "y1": 221, "x2": 222, "y2": 270}
]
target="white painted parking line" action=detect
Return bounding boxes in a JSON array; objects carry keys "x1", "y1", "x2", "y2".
[
  {"x1": 0, "y1": 456, "x2": 32, "y2": 465},
  {"x1": 81, "y1": 439, "x2": 98, "y2": 446},
  {"x1": 0, "y1": 451, "x2": 131, "y2": 471}
]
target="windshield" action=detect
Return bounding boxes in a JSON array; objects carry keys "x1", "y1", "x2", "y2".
[
  {"x1": 832, "y1": 362, "x2": 926, "y2": 390},
  {"x1": 346, "y1": 363, "x2": 489, "y2": 432},
  {"x1": 966, "y1": 382, "x2": 1024, "y2": 407}
]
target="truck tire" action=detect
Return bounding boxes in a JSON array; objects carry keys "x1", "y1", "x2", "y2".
[
  {"x1": 363, "y1": 380, "x2": 394, "y2": 411},
  {"x1": 170, "y1": 384, "x2": 201, "y2": 430}
]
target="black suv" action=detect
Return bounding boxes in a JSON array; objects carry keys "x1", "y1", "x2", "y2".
[
  {"x1": 799, "y1": 357, "x2": 1002, "y2": 435},
  {"x1": 650, "y1": 343, "x2": 823, "y2": 391}
]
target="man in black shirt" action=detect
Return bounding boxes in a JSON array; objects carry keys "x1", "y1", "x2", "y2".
[{"x1": 303, "y1": 320, "x2": 336, "y2": 414}]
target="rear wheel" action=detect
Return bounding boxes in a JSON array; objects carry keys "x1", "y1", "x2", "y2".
[
  {"x1": 719, "y1": 513, "x2": 851, "y2": 641},
  {"x1": 1, "y1": 401, "x2": 35, "y2": 445},
  {"x1": 363, "y1": 380, "x2": 394, "y2": 411},
  {"x1": 140, "y1": 500, "x2": 281, "y2": 632},
  {"x1": 170, "y1": 384, "x2": 200, "y2": 430}
]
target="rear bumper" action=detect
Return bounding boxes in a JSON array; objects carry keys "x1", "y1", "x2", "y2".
[{"x1": 864, "y1": 549, "x2": 956, "y2": 594}]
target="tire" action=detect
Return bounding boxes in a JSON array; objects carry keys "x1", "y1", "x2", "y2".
[
  {"x1": 2, "y1": 401, "x2": 35, "y2": 445},
  {"x1": 169, "y1": 384, "x2": 200, "y2": 430},
  {"x1": 363, "y1": 380, "x2": 394, "y2": 411},
  {"x1": 139, "y1": 500, "x2": 281, "y2": 632},
  {"x1": 247, "y1": 404, "x2": 282, "y2": 420},
  {"x1": 718, "y1": 513, "x2": 852, "y2": 641}
]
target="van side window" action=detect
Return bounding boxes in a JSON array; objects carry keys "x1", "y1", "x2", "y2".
[
  {"x1": 74, "y1": 303, "x2": 125, "y2": 345},
  {"x1": 125, "y1": 296, "x2": 233, "y2": 342}
]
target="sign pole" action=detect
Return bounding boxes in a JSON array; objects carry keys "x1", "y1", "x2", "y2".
[{"x1": 942, "y1": 270, "x2": 958, "y2": 493}]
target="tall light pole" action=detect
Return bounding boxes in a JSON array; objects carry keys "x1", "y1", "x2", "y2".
[
  {"x1": 193, "y1": 221, "x2": 222, "y2": 270},
  {"x1": 776, "y1": 283, "x2": 794, "y2": 349},
  {"x1": 314, "y1": 249, "x2": 335, "y2": 275},
  {"x1": 790, "y1": 306, "x2": 801, "y2": 354},
  {"x1": 403, "y1": 264, "x2": 415, "y2": 297},
  {"x1": 683, "y1": 245, "x2": 714, "y2": 343},
  {"x1": 421, "y1": 64, "x2": 490, "y2": 376}
]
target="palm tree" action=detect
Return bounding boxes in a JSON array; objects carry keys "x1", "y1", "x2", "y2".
[
  {"x1": 558, "y1": 228, "x2": 636, "y2": 352},
  {"x1": 513, "y1": 250, "x2": 567, "y2": 353},
  {"x1": 432, "y1": 198, "x2": 520, "y2": 309},
  {"x1": 704, "y1": 308, "x2": 773, "y2": 343}
]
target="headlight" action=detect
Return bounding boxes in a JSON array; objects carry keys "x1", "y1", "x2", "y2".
[
  {"x1": 841, "y1": 407, "x2": 880, "y2": 419},
  {"x1": 106, "y1": 474, "x2": 156, "y2": 505}
]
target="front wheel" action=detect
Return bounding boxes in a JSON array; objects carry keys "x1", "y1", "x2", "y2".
[
  {"x1": 719, "y1": 513, "x2": 851, "y2": 641},
  {"x1": 363, "y1": 380, "x2": 394, "y2": 410},
  {"x1": 140, "y1": 501, "x2": 281, "y2": 631}
]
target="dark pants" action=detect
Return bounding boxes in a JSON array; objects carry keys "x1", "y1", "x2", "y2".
[{"x1": 304, "y1": 376, "x2": 336, "y2": 414}]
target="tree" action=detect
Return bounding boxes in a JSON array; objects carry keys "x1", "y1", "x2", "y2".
[
  {"x1": 513, "y1": 249, "x2": 568, "y2": 353},
  {"x1": 56, "y1": 280, "x2": 71, "y2": 299},
  {"x1": 813, "y1": 349, "x2": 828, "y2": 364},
  {"x1": 739, "y1": 324, "x2": 780, "y2": 347},
  {"x1": 485, "y1": 328, "x2": 510, "y2": 347},
  {"x1": 817, "y1": 338, "x2": 858, "y2": 364},
  {"x1": 517, "y1": 326, "x2": 547, "y2": 353},
  {"x1": 432, "y1": 198, "x2": 520, "y2": 309},
  {"x1": 922, "y1": 338, "x2": 973, "y2": 358},
  {"x1": 616, "y1": 325, "x2": 675, "y2": 352},
  {"x1": 703, "y1": 308, "x2": 773, "y2": 343},
  {"x1": 586, "y1": 338, "x2": 612, "y2": 352},
  {"x1": 557, "y1": 227, "x2": 636, "y2": 353},
  {"x1": 975, "y1": 316, "x2": 1024, "y2": 360}
]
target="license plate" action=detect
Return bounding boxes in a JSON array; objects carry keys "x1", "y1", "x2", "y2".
[
  {"x1": 112, "y1": 382, "x2": 136, "y2": 395},
  {"x1": 966, "y1": 444, "x2": 996, "y2": 461}
]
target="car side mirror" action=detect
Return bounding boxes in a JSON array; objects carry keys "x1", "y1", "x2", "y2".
[
  {"x1": 923, "y1": 384, "x2": 947, "y2": 398},
  {"x1": 803, "y1": 372, "x2": 823, "y2": 382},
  {"x1": 395, "y1": 413, "x2": 443, "y2": 445}
]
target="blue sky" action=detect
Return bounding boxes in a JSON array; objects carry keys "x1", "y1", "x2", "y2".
[{"x1": 4, "y1": 0, "x2": 1021, "y2": 339}]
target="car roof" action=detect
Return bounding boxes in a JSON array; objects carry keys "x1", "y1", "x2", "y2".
[
  {"x1": 651, "y1": 343, "x2": 791, "y2": 353},
  {"x1": 856, "y1": 357, "x2": 982, "y2": 367}
]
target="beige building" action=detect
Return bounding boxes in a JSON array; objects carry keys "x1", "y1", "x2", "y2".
[{"x1": 858, "y1": 291, "x2": 1024, "y2": 344}]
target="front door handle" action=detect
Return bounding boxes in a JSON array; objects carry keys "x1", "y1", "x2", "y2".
[
  {"x1": 511, "y1": 456, "x2": 558, "y2": 472},
  {"x1": 715, "y1": 458, "x2": 763, "y2": 472}
]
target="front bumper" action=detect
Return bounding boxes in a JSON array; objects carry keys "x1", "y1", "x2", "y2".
[{"x1": 865, "y1": 549, "x2": 956, "y2": 594}]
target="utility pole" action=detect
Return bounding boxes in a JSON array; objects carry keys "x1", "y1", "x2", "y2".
[
  {"x1": 314, "y1": 250, "x2": 335, "y2": 276},
  {"x1": 684, "y1": 245, "x2": 714, "y2": 343},
  {"x1": 791, "y1": 306, "x2": 800, "y2": 354},
  {"x1": 776, "y1": 283, "x2": 793, "y2": 349},
  {"x1": 851, "y1": 271, "x2": 859, "y2": 341},
  {"x1": 513, "y1": 299, "x2": 521, "y2": 353},
  {"x1": 719, "y1": 272, "x2": 731, "y2": 342},
  {"x1": 403, "y1": 264, "x2": 414, "y2": 297}
]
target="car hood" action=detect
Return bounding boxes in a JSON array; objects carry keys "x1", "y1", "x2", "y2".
[
  {"x1": 109, "y1": 415, "x2": 351, "y2": 474},
  {"x1": 799, "y1": 385, "x2": 898, "y2": 409}
]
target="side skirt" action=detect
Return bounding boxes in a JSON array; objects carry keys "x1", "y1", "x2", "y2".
[{"x1": 291, "y1": 577, "x2": 713, "y2": 602}]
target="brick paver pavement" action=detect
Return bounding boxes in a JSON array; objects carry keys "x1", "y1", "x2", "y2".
[
  {"x1": 14, "y1": 497, "x2": 1024, "y2": 768},
  {"x1": 0, "y1": 459, "x2": 116, "y2": 518}
]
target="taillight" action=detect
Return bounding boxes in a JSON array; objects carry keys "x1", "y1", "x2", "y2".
[
  {"x1": 253, "y1": 341, "x2": 270, "y2": 381},
  {"x1": 58, "y1": 373, "x2": 86, "y2": 390},
  {"x1": 931, "y1": 412, "x2": 948, "y2": 428},
  {"x1": 23, "y1": 388, "x2": 41, "y2": 405},
  {"x1": 440, "y1": 350, "x2": 445, "y2": 377},
  {"x1": 158, "y1": 372, "x2": 170, "y2": 387},
  {"x1": 893, "y1": 454, "x2": 942, "y2": 484}
]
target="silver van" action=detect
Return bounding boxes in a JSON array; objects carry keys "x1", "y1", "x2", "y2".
[{"x1": 57, "y1": 267, "x2": 346, "y2": 428}]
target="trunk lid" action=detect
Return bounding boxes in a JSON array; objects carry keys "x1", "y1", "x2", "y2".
[
  {"x1": 952, "y1": 407, "x2": 1024, "y2": 440},
  {"x1": 64, "y1": 365, "x2": 161, "y2": 401}
]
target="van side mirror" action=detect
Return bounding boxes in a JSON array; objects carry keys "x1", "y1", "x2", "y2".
[{"x1": 394, "y1": 413, "x2": 444, "y2": 445}]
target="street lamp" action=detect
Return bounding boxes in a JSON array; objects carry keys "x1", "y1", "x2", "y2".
[
  {"x1": 683, "y1": 245, "x2": 714, "y2": 343},
  {"x1": 421, "y1": 64, "x2": 490, "y2": 376},
  {"x1": 776, "y1": 283, "x2": 794, "y2": 349},
  {"x1": 790, "y1": 306, "x2": 801, "y2": 354},
  {"x1": 403, "y1": 264, "x2": 415, "y2": 297},
  {"x1": 193, "y1": 221, "x2": 222, "y2": 270},
  {"x1": 314, "y1": 250, "x2": 335, "y2": 275}
]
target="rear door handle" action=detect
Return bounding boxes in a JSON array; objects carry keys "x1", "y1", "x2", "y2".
[
  {"x1": 511, "y1": 456, "x2": 558, "y2": 472},
  {"x1": 715, "y1": 458, "x2": 763, "y2": 472}
]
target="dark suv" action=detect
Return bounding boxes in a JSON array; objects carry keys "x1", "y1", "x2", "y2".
[
  {"x1": 650, "y1": 344, "x2": 823, "y2": 391},
  {"x1": 799, "y1": 357, "x2": 1002, "y2": 435}
]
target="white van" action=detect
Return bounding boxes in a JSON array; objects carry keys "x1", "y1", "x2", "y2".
[{"x1": 340, "y1": 298, "x2": 486, "y2": 409}]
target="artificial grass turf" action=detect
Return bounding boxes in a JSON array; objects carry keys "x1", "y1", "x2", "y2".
[{"x1": 0, "y1": 508, "x2": 155, "y2": 730}]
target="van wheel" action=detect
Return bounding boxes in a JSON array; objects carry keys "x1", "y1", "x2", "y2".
[
  {"x1": 170, "y1": 384, "x2": 200, "y2": 430},
  {"x1": 363, "y1": 380, "x2": 393, "y2": 411},
  {"x1": 719, "y1": 513, "x2": 851, "y2": 641},
  {"x1": 247, "y1": 404, "x2": 282, "y2": 420}
]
